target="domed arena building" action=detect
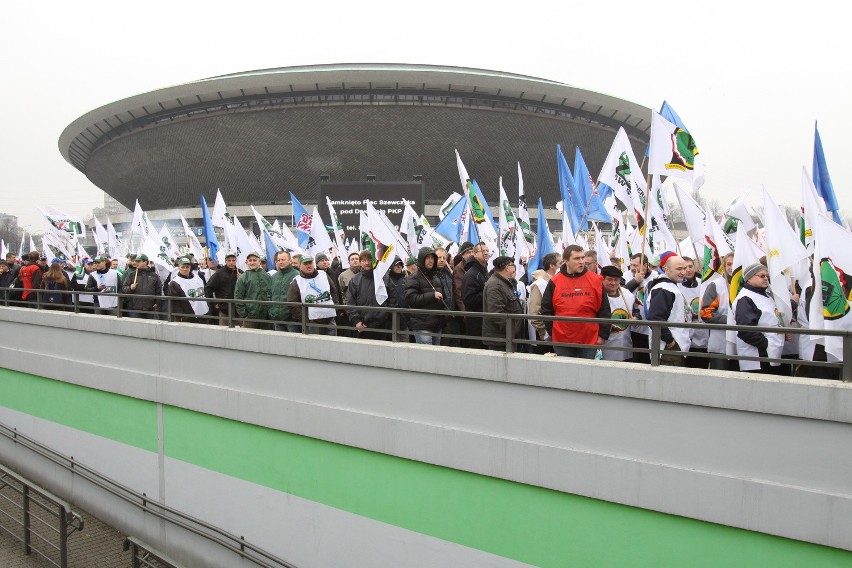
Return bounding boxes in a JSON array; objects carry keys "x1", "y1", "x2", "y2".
[{"x1": 59, "y1": 63, "x2": 651, "y2": 215}]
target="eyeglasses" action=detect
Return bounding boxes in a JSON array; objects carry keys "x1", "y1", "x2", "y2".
[{"x1": 753, "y1": 273, "x2": 770, "y2": 279}]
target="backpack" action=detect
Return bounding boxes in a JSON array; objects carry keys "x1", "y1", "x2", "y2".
[{"x1": 42, "y1": 280, "x2": 63, "y2": 305}]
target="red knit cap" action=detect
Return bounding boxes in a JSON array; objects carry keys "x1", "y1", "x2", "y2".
[{"x1": 658, "y1": 251, "x2": 677, "y2": 268}]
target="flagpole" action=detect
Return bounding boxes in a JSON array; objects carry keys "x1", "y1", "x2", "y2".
[
  {"x1": 640, "y1": 173, "x2": 653, "y2": 259},
  {"x1": 574, "y1": 181, "x2": 600, "y2": 238}
]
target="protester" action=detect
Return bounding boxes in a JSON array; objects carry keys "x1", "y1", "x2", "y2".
[
  {"x1": 121, "y1": 254, "x2": 163, "y2": 318},
  {"x1": 646, "y1": 252, "x2": 690, "y2": 367},
  {"x1": 527, "y1": 252, "x2": 561, "y2": 354},
  {"x1": 679, "y1": 256, "x2": 709, "y2": 368},
  {"x1": 405, "y1": 248, "x2": 448, "y2": 345},
  {"x1": 234, "y1": 251, "x2": 272, "y2": 328},
  {"x1": 165, "y1": 257, "x2": 209, "y2": 323},
  {"x1": 205, "y1": 252, "x2": 241, "y2": 326},
  {"x1": 288, "y1": 255, "x2": 338, "y2": 335},
  {"x1": 37, "y1": 262, "x2": 70, "y2": 310},
  {"x1": 462, "y1": 243, "x2": 490, "y2": 348},
  {"x1": 600, "y1": 265, "x2": 635, "y2": 362},
  {"x1": 269, "y1": 250, "x2": 300, "y2": 332},
  {"x1": 732, "y1": 263, "x2": 786, "y2": 374},
  {"x1": 541, "y1": 245, "x2": 610, "y2": 359},
  {"x1": 700, "y1": 252, "x2": 735, "y2": 370},
  {"x1": 482, "y1": 256, "x2": 524, "y2": 351},
  {"x1": 85, "y1": 256, "x2": 121, "y2": 315},
  {"x1": 346, "y1": 250, "x2": 396, "y2": 340}
]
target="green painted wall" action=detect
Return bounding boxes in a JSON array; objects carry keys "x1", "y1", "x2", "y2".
[
  {"x1": 0, "y1": 369, "x2": 157, "y2": 452},
  {"x1": 1, "y1": 368, "x2": 850, "y2": 567},
  {"x1": 164, "y1": 406, "x2": 852, "y2": 568}
]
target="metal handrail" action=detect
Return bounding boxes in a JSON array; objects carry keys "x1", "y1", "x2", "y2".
[
  {"x1": 0, "y1": 423, "x2": 299, "y2": 568},
  {"x1": 0, "y1": 463, "x2": 84, "y2": 568},
  {"x1": 2, "y1": 287, "x2": 850, "y2": 381}
]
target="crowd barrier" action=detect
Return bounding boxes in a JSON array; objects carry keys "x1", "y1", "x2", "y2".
[{"x1": 3, "y1": 287, "x2": 850, "y2": 381}]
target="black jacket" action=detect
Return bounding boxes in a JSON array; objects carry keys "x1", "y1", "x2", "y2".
[
  {"x1": 120, "y1": 267, "x2": 163, "y2": 311},
  {"x1": 734, "y1": 283, "x2": 771, "y2": 351},
  {"x1": 405, "y1": 248, "x2": 448, "y2": 331},
  {"x1": 205, "y1": 266, "x2": 239, "y2": 315},
  {"x1": 462, "y1": 259, "x2": 489, "y2": 337},
  {"x1": 346, "y1": 269, "x2": 397, "y2": 328}
]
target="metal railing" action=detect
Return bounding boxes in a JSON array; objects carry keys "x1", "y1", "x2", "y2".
[
  {"x1": 0, "y1": 422, "x2": 299, "y2": 568},
  {"x1": 0, "y1": 463, "x2": 84, "y2": 568},
  {"x1": 124, "y1": 536, "x2": 185, "y2": 568},
  {"x1": 2, "y1": 287, "x2": 850, "y2": 381}
]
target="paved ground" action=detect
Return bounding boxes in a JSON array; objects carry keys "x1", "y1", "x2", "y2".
[{"x1": 0, "y1": 485, "x2": 131, "y2": 568}]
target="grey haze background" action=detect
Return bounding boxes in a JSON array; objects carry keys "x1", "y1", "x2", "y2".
[{"x1": 2, "y1": 1, "x2": 849, "y2": 233}]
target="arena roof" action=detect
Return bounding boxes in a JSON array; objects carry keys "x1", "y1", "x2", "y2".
[{"x1": 59, "y1": 63, "x2": 653, "y2": 210}]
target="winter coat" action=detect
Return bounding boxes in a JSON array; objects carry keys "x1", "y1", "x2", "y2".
[
  {"x1": 346, "y1": 269, "x2": 397, "y2": 328},
  {"x1": 234, "y1": 268, "x2": 272, "y2": 319},
  {"x1": 405, "y1": 248, "x2": 448, "y2": 331},
  {"x1": 120, "y1": 267, "x2": 163, "y2": 312},
  {"x1": 269, "y1": 266, "x2": 299, "y2": 321},
  {"x1": 462, "y1": 259, "x2": 488, "y2": 337},
  {"x1": 482, "y1": 272, "x2": 524, "y2": 347},
  {"x1": 205, "y1": 267, "x2": 239, "y2": 315}
]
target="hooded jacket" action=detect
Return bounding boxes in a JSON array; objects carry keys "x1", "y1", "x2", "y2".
[{"x1": 405, "y1": 248, "x2": 448, "y2": 331}]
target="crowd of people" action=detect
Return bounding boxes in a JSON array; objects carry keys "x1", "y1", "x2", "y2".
[{"x1": 0, "y1": 245, "x2": 842, "y2": 380}]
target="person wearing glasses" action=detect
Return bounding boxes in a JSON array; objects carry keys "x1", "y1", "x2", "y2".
[{"x1": 732, "y1": 263, "x2": 785, "y2": 374}]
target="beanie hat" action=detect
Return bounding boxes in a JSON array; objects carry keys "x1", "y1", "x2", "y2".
[
  {"x1": 658, "y1": 251, "x2": 677, "y2": 268},
  {"x1": 743, "y1": 263, "x2": 768, "y2": 282}
]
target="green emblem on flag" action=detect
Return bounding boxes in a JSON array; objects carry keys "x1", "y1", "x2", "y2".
[
  {"x1": 667, "y1": 128, "x2": 698, "y2": 173},
  {"x1": 820, "y1": 259, "x2": 851, "y2": 320},
  {"x1": 615, "y1": 152, "x2": 631, "y2": 188},
  {"x1": 468, "y1": 181, "x2": 487, "y2": 224}
]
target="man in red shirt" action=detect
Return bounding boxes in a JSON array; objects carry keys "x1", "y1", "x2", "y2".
[{"x1": 541, "y1": 245, "x2": 611, "y2": 359}]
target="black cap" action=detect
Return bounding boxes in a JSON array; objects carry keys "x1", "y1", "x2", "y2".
[
  {"x1": 492, "y1": 255, "x2": 514, "y2": 270},
  {"x1": 600, "y1": 265, "x2": 623, "y2": 278},
  {"x1": 459, "y1": 241, "x2": 475, "y2": 254}
]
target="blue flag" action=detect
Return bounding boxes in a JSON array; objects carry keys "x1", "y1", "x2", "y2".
[
  {"x1": 433, "y1": 195, "x2": 468, "y2": 244},
  {"x1": 467, "y1": 207, "x2": 480, "y2": 245},
  {"x1": 263, "y1": 227, "x2": 278, "y2": 270},
  {"x1": 574, "y1": 146, "x2": 611, "y2": 226},
  {"x1": 557, "y1": 145, "x2": 584, "y2": 233},
  {"x1": 289, "y1": 192, "x2": 312, "y2": 248},
  {"x1": 813, "y1": 123, "x2": 842, "y2": 224},
  {"x1": 200, "y1": 195, "x2": 220, "y2": 261},
  {"x1": 528, "y1": 198, "x2": 554, "y2": 274}
]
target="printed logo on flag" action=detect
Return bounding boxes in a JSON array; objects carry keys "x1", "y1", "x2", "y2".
[
  {"x1": 296, "y1": 214, "x2": 312, "y2": 232},
  {"x1": 667, "y1": 128, "x2": 699, "y2": 173},
  {"x1": 820, "y1": 258, "x2": 851, "y2": 320}
]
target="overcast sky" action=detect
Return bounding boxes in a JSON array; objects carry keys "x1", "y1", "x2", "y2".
[{"x1": 2, "y1": 1, "x2": 848, "y2": 233}]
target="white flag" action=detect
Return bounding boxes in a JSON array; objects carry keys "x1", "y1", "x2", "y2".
[
  {"x1": 364, "y1": 201, "x2": 397, "y2": 304},
  {"x1": 212, "y1": 189, "x2": 229, "y2": 229},
  {"x1": 306, "y1": 207, "x2": 335, "y2": 262},
  {"x1": 598, "y1": 126, "x2": 647, "y2": 213},
  {"x1": 809, "y1": 214, "x2": 852, "y2": 361},
  {"x1": 649, "y1": 111, "x2": 701, "y2": 184},
  {"x1": 516, "y1": 163, "x2": 536, "y2": 259}
]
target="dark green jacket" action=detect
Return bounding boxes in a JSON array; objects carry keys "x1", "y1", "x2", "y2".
[
  {"x1": 234, "y1": 268, "x2": 272, "y2": 319},
  {"x1": 269, "y1": 266, "x2": 299, "y2": 321}
]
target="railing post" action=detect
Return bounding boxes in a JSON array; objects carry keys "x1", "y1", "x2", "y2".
[
  {"x1": 301, "y1": 305, "x2": 309, "y2": 334},
  {"x1": 116, "y1": 294, "x2": 123, "y2": 318},
  {"x1": 843, "y1": 334, "x2": 852, "y2": 383},
  {"x1": 505, "y1": 314, "x2": 514, "y2": 353},
  {"x1": 35, "y1": 289, "x2": 41, "y2": 310},
  {"x1": 650, "y1": 325, "x2": 661, "y2": 367},
  {"x1": 391, "y1": 311, "x2": 399, "y2": 343},
  {"x1": 59, "y1": 506, "x2": 68, "y2": 568},
  {"x1": 73, "y1": 290, "x2": 80, "y2": 313},
  {"x1": 227, "y1": 303, "x2": 234, "y2": 328},
  {"x1": 23, "y1": 485, "x2": 31, "y2": 555},
  {"x1": 167, "y1": 298, "x2": 173, "y2": 322}
]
